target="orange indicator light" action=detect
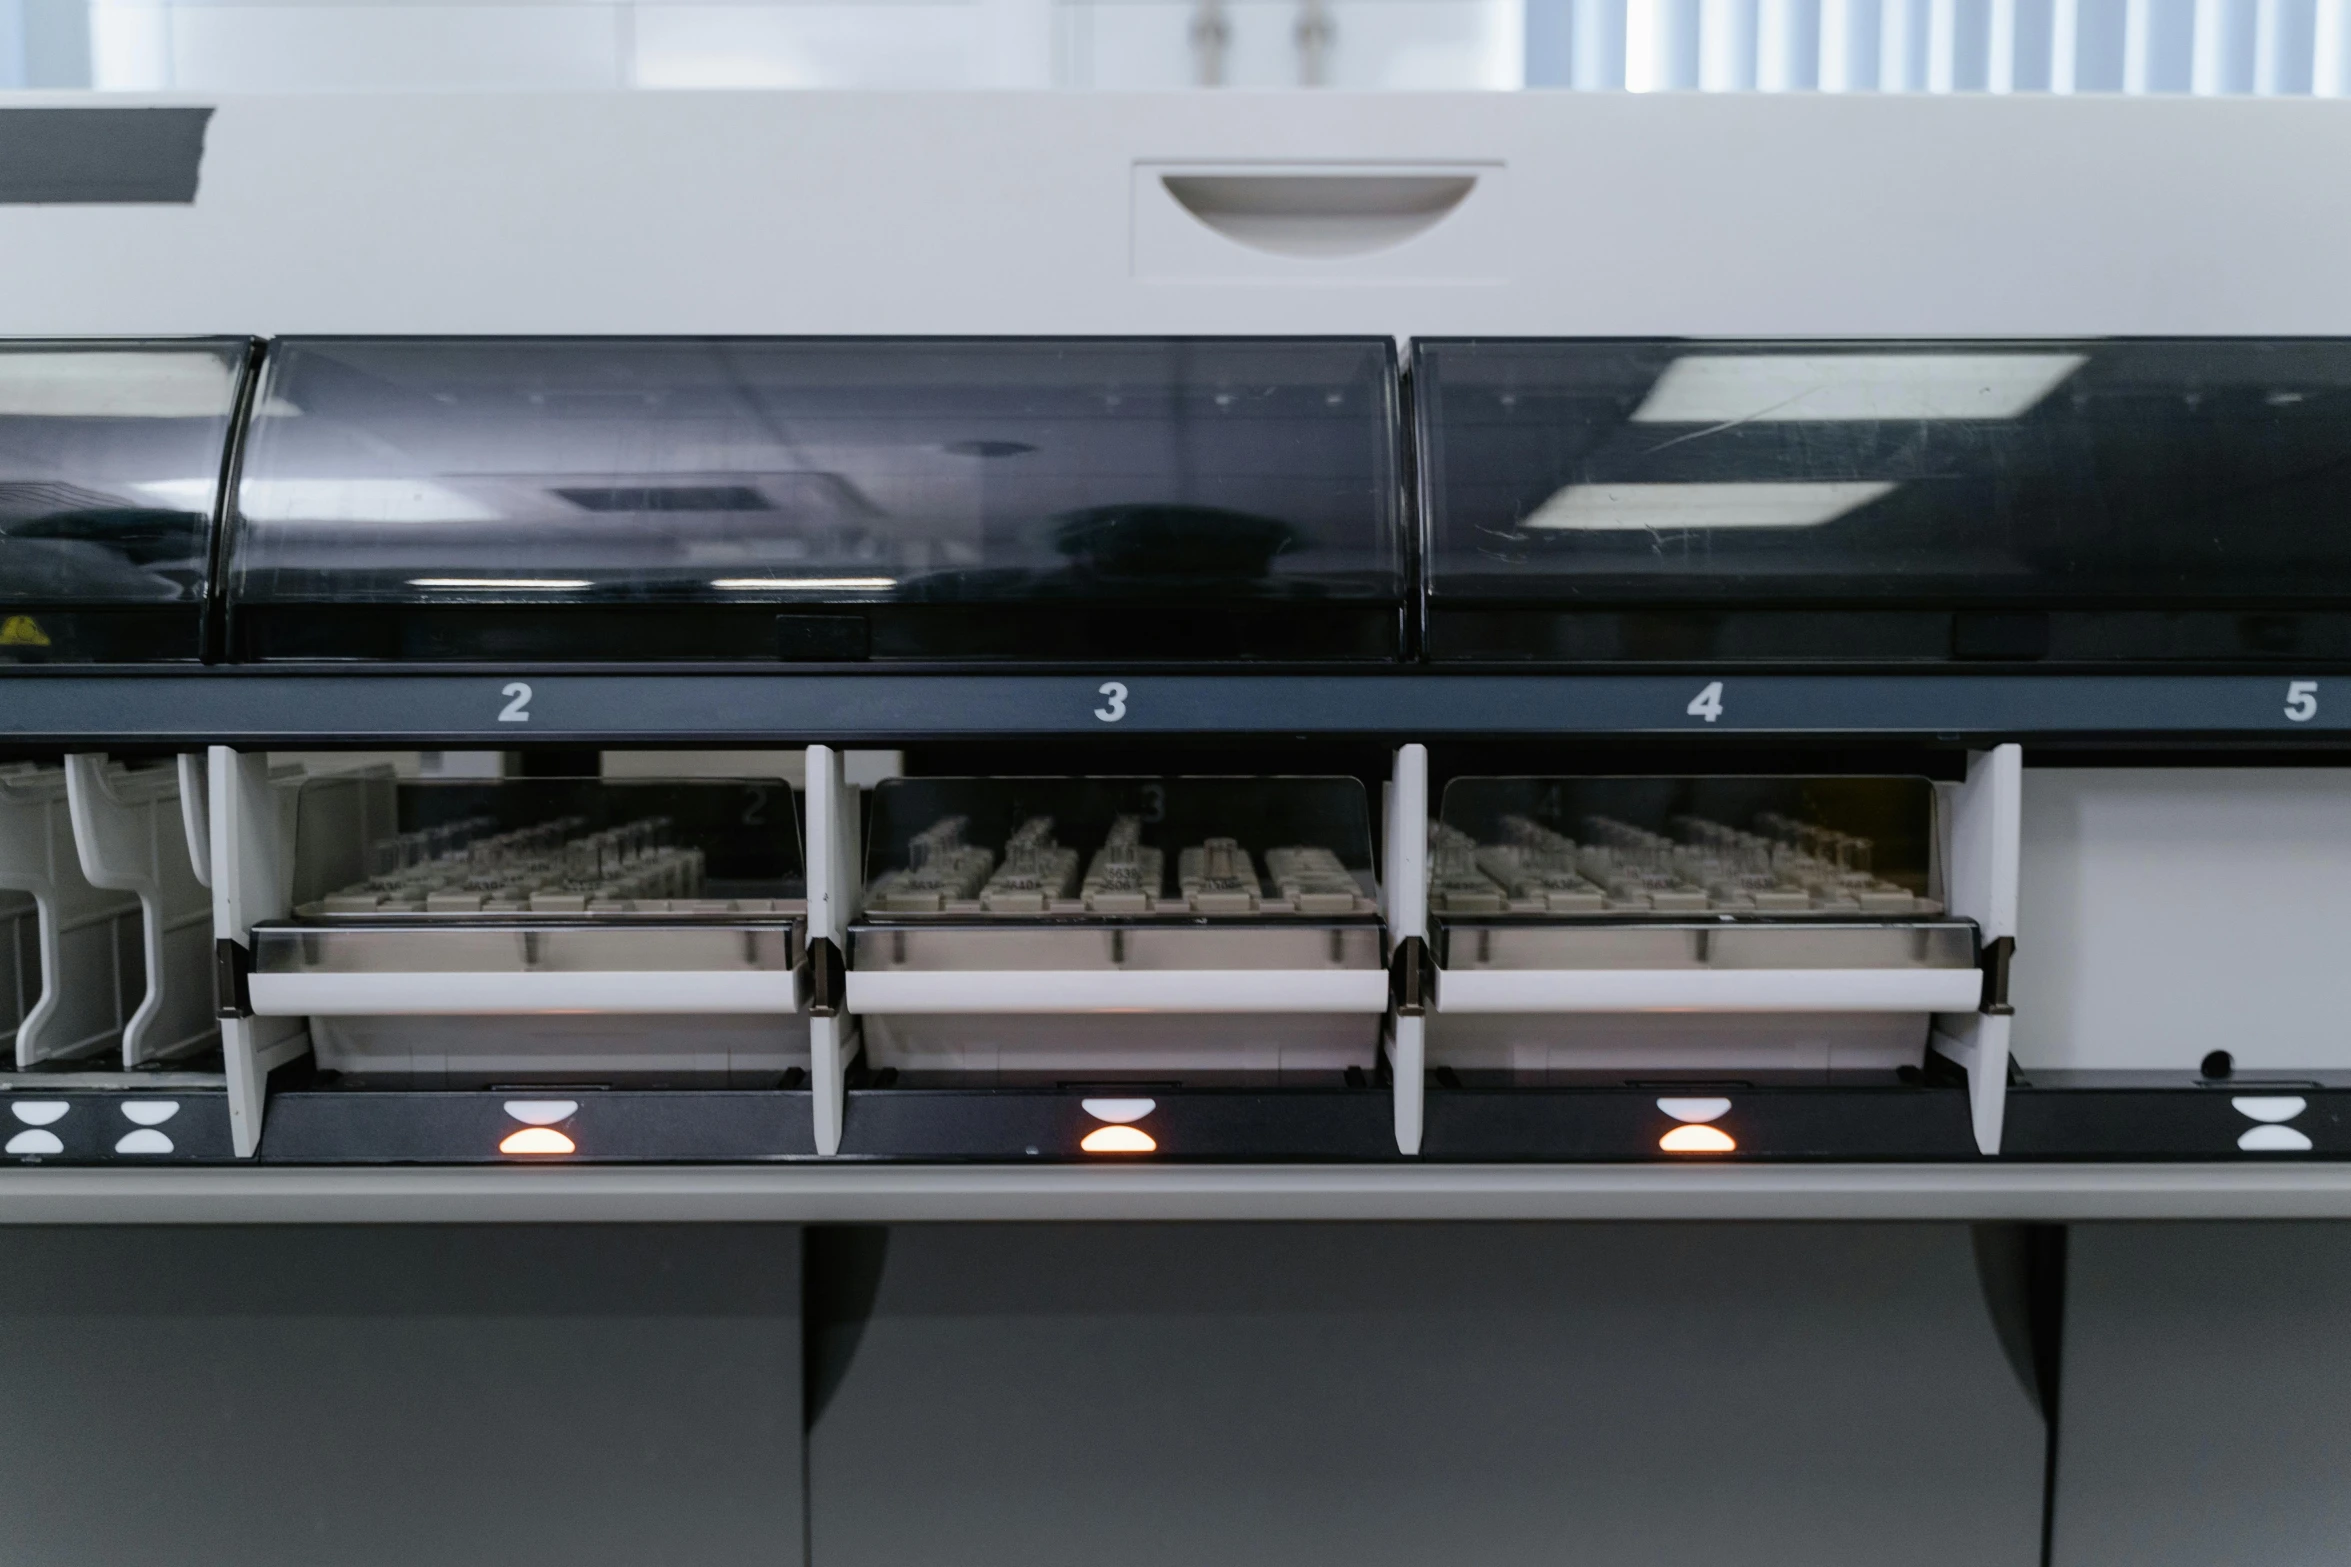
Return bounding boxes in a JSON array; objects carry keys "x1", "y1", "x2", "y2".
[
  {"x1": 499, "y1": 1126, "x2": 576, "y2": 1156},
  {"x1": 1080, "y1": 1124, "x2": 1157, "y2": 1155},
  {"x1": 1659, "y1": 1123, "x2": 1736, "y2": 1155}
]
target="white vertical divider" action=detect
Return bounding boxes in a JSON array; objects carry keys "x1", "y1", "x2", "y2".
[
  {"x1": 1384, "y1": 744, "x2": 1429, "y2": 1156},
  {"x1": 0, "y1": 765, "x2": 141, "y2": 1067},
  {"x1": 1699, "y1": 0, "x2": 1752, "y2": 85},
  {"x1": 1757, "y1": 0, "x2": 1799, "y2": 85},
  {"x1": 1988, "y1": 0, "x2": 2018, "y2": 87},
  {"x1": 1880, "y1": 0, "x2": 1914, "y2": 88},
  {"x1": 2252, "y1": 0, "x2": 2284, "y2": 90},
  {"x1": 2319, "y1": 0, "x2": 2350, "y2": 93},
  {"x1": 176, "y1": 752, "x2": 212, "y2": 887},
  {"x1": 1819, "y1": 0, "x2": 1856, "y2": 86},
  {"x1": 2050, "y1": 0, "x2": 2079, "y2": 89},
  {"x1": 1625, "y1": 0, "x2": 1660, "y2": 86},
  {"x1": 2190, "y1": 0, "x2": 2227, "y2": 90},
  {"x1": 1926, "y1": 0, "x2": 1957, "y2": 87},
  {"x1": 804, "y1": 744, "x2": 858, "y2": 1157},
  {"x1": 1570, "y1": 0, "x2": 1621, "y2": 85},
  {"x1": 64, "y1": 756, "x2": 217, "y2": 1067},
  {"x1": 211, "y1": 747, "x2": 309, "y2": 1158},
  {"x1": 2123, "y1": 0, "x2": 2154, "y2": 90},
  {"x1": 1932, "y1": 743, "x2": 2022, "y2": 1156}
]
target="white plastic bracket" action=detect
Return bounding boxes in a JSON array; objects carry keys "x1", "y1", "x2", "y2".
[
  {"x1": 1932, "y1": 742, "x2": 2023, "y2": 1156},
  {"x1": 1385, "y1": 743, "x2": 1429, "y2": 1156},
  {"x1": 804, "y1": 744, "x2": 858, "y2": 1157},
  {"x1": 176, "y1": 752, "x2": 212, "y2": 888},
  {"x1": 0, "y1": 764, "x2": 142, "y2": 1067},
  {"x1": 65, "y1": 754, "x2": 219, "y2": 1067},
  {"x1": 211, "y1": 747, "x2": 309, "y2": 1158}
]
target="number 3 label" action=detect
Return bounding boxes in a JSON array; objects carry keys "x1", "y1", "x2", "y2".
[
  {"x1": 2286, "y1": 680, "x2": 2319, "y2": 723},
  {"x1": 1686, "y1": 681, "x2": 1725, "y2": 724},
  {"x1": 1094, "y1": 681, "x2": 1129, "y2": 723}
]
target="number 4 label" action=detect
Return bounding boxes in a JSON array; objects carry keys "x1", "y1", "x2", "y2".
[
  {"x1": 2286, "y1": 680, "x2": 2319, "y2": 723},
  {"x1": 1687, "y1": 681, "x2": 1725, "y2": 724}
]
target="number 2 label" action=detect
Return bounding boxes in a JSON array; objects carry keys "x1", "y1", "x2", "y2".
[
  {"x1": 498, "y1": 682, "x2": 533, "y2": 723},
  {"x1": 1686, "y1": 681, "x2": 1725, "y2": 724},
  {"x1": 2286, "y1": 680, "x2": 2319, "y2": 723}
]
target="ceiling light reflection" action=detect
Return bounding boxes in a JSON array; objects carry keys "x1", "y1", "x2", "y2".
[
  {"x1": 710, "y1": 577, "x2": 897, "y2": 590},
  {"x1": 409, "y1": 578, "x2": 591, "y2": 590},
  {"x1": 0, "y1": 352, "x2": 239, "y2": 418},
  {"x1": 1523, "y1": 481, "x2": 1895, "y2": 531},
  {"x1": 1633, "y1": 352, "x2": 2086, "y2": 424}
]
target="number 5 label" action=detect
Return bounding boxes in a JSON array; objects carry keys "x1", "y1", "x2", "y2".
[
  {"x1": 1686, "y1": 681, "x2": 1725, "y2": 724},
  {"x1": 2286, "y1": 680, "x2": 2319, "y2": 723}
]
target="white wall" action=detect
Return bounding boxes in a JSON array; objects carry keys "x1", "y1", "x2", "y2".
[
  {"x1": 2015, "y1": 769, "x2": 2351, "y2": 1073},
  {"x1": 51, "y1": 0, "x2": 2351, "y2": 94},
  {"x1": 76, "y1": 0, "x2": 1525, "y2": 90}
]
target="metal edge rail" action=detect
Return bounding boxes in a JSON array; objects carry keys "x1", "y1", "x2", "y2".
[
  {"x1": 8, "y1": 1161, "x2": 2351, "y2": 1223},
  {"x1": 1, "y1": 670, "x2": 2347, "y2": 742}
]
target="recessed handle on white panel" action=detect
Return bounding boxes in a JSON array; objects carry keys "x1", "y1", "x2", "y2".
[{"x1": 1160, "y1": 172, "x2": 1476, "y2": 258}]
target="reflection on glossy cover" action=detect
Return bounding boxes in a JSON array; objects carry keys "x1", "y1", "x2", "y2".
[
  {"x1": 0, "y1": 340, "x2": 250, "y2": 662},
  {"x1": 225, "y1": 338, "x2": 1402, "y2": 662}
]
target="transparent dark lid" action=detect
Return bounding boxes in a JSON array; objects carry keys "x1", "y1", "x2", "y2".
[
  {"x1": 1433, "y1": 776, "x2": 1940, "y2": 919},
  {"x1": 0, "y1": 340, "x2": 248, "y2": 610},
  {"x1": 1416, "y1": 339, "x2": 2351, "y2": 605},
  {"x1": 288, "y1": 772, "x2": 803, "y2": 915},
  {"x1": 861, "y1": 776, "x2": 1376, "y2": 919},
  {"x1": 227, "y1": 339, "x2": 1402, "y2": 650}
]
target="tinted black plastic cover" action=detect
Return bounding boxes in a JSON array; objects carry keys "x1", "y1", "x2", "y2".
[
  {"x1": 1417, "y1": 339, "x2": 2351, "y2": 664},
  {"x1": 0, "y1": 340, "x2": 250, "y2": 662},
  {"x1": 227, "y1": 338, "x2": 1403, "y2": 663}
]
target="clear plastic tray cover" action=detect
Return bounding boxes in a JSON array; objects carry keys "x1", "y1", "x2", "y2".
[
  {"x1": 1416, "y1": 339, "x2": 2351, "y2": 603},
  {"x1": 862, "y1": 776, "x2": 1377, "y2": 918},
  {"x1": 288, "y1": 773, "x2": 803, "y2": 918},
  {"x1": 0, "y1": 341, "x2": 248, "y2": 604},
  {"x1": 1432, "y1": 776, "x2": 1940, "y2": 918},
  {"x1": 229, "y1": 338, "x2": 1401, "y2": 607}
]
